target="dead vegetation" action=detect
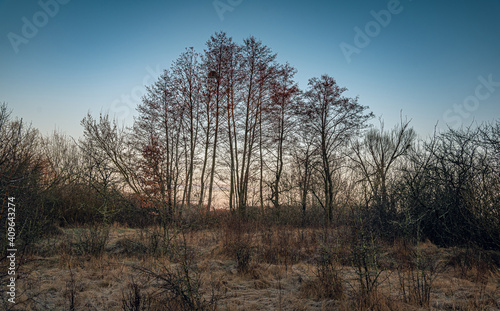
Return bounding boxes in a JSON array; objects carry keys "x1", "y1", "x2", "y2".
[{"x1": 1, "y1": 216, "x2": 498, "y2": 311}]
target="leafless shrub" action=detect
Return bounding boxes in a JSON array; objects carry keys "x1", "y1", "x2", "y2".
[
  {"x1": 121, "y1": 277, "x2": 152, "y2": 311},
  {"x1": 133, "y1": 259, "x2": 221, "y2": 311},
  {"x1": 396, "y1": 241, "x2": 439, "y2": 307},
  {"x1": 301, "y1": 245, "x2": 344, "y2": 300},
  {"x1": 221, "y1": 216, "x2": 254, "y2": 273},
  {"x1": 70, "y1": 226, "x2": 109, "y2": 258},
  {"x1": 351, "y1": 223, "x2": 383, "y2": 303},
  {"x1": 132, "y1": 225, "x2": 224, "y2": 311},
  {"x1": 141, "y1": 227, "x2": 170, "y2": 257},
  {"x1": 66, "y1": 263, "x2": 77, "y2": 311}
]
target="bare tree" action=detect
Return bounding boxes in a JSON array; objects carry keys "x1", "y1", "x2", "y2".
[
  {"x1": 77, "y1": 127, "x2": 125, "y2": 223},
  {"x1": 232, "y1": 36, "x2": 277, "y2": 217},
  {"x1": 41, "y1": 131, "x2": 80, "y2": 189},
  {"x1": 81, "y1": 113, "x2": 141, "y2": 193},
  {"x1": 302, "y1": 75, "x2": 373, "y2": 223},
  {"x1": 202, "y1": 32, "x2": 236, "y2": 213},
  {"x1": 0, "y1": 103, "x2": 46, "y2": 251},
  {"x1": 133, "y1": 69, "x2": 185, "y2": 220},
  {"x1": 350, "y1": 117, "x2": 415, "y2": 224},
  {"x1": 0, "y1": 103, "x2": 41, "y2": 206},
  {"x1": 291, "y1": 122, "x2": 317, "y2": 226},
  {"x1": 267, "y1": 63, "x2": 300, "y2": 214},
  {"x1": 172, "y1": 47, "x2": 202, "y2": 209},
  {"x1": 197, "y1": 63, "x2": 217, "y2": 209}
]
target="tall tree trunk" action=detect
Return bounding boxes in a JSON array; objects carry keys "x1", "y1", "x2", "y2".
[
  {"x1": 259, "y1": 103, "x2": 264, "y2": 213},
  {"x1": 207, "y1": 84, "x2": 220, "y2": 213},
  {"x1": 198, "y1": 109, "x2": 211, "y2": 208}
]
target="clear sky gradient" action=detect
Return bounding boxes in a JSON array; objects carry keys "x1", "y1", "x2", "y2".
[{"x1": 1, "y1": 0, "x2": 499, "y2": 139}]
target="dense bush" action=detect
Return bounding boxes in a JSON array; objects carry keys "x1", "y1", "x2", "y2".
[
  {"x1": 395, "y1": 125, "x2": 500, "y2": 249},
  {"x1": 0, "y1": 103, "x2": 54, "y2": 255}
]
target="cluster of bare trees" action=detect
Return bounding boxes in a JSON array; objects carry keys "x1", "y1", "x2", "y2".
[
  {"x1": 78, "y1": 33, "x2": 499, "y2": 249},
  {"x1": 0, "y1": 101, "x2": 140, "y2": 255},
  {"x1": 81, "y1": 32, "x2": 373, "y2": 224},
  {"x1": 1, "y1": 32, "x2": 498, "y2": 252}
]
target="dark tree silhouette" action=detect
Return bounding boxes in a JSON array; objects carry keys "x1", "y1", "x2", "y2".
[{"x1": 301, "y1": 75, "x2": 373, "y2": 223}]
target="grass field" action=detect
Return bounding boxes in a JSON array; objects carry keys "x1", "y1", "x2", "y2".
[{"x1": 2, "y1": 218, "x2": 499, "y2": 311}]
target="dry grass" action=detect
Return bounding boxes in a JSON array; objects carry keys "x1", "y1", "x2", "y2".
[{"x1": 1, "y1": 223, "x2": 499, "y2": 310}]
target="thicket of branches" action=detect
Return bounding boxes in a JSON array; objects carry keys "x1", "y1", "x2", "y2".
[{"x1": 1, "y1": 32, "x2": 499, "y2": 254}]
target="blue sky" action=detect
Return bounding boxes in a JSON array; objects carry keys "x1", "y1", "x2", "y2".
[{"x1": 1, "y1": 0, "x2": 499, "y2": 139}]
